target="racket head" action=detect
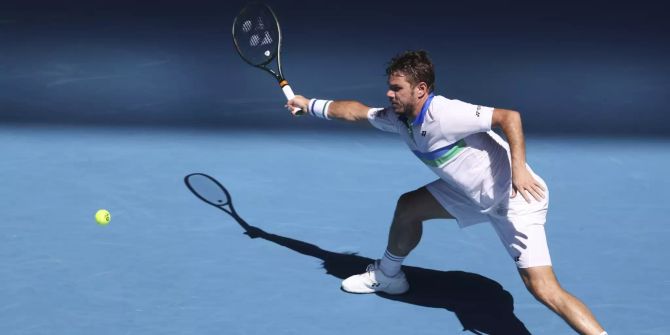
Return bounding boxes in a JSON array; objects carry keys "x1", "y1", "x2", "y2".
[
  {"x1": 232, "y1": 2, "x2": 281, "y2": 69},
  {"x1": 184, "y1": 173, "x2": 234, "y2": 210}
]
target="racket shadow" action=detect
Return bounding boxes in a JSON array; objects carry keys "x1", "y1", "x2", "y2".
[{"x1": 185, "y1": 174, "x2": 530, "y2": 335}]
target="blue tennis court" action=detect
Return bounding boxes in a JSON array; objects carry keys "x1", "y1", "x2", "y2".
[
  {"x1": 2, "y1": 1, "x2": 669, "y2": 334},
  {"x1": 1, "y1": 125, "x2": 668, "y2": 334}
]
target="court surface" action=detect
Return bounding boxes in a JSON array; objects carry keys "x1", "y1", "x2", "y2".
[{"x1": 1, "y1": 124, "x2": 668, "y2": 334}]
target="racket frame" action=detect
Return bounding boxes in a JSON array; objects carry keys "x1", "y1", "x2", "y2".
[{"x1": 232, "y1": 2, "x2": 303, "y2": 114}]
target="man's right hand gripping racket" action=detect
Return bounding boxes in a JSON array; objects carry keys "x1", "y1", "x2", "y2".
[{"x1": 232, "y1": 2, "x2": 304, "y2": 116}]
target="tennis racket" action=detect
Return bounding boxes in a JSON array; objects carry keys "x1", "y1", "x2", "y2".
[{"x1": 232, "y1": 2, "x2": 304, "y2": 115}]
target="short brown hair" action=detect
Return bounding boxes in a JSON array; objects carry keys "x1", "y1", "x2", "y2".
[{"x1": 385, "y1": 50, "x2": 435, "y2": 92}]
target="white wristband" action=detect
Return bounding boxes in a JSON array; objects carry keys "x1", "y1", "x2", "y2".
[{"x1": 308, "y1": 99, "x2": 332, "y2": 120}]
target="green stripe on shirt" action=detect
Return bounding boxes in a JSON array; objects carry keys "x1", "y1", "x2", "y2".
[{"x1": 418, "y1": 140, "x2": 466, "y2": 167}]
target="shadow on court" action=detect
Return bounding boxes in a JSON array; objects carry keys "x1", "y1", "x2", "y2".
[{"x1": 185, "y1": 173, "x2": 530, "y2": 335}]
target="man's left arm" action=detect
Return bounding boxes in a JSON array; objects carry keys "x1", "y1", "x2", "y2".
[{"x1": 491, "y1": 109, "x2": 545, "y2": 202}]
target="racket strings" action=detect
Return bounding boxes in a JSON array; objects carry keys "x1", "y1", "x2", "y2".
[
  {"x1": 260, "y1": 31, "x2": 273, "y2": 45},
  {"x1": 234, "y1": 6, "x2": 279, "y2": 66},
  {"x1": 255, "y1": 16, "x2": 265, "y2": 30},
  {"x1": 244, "y1": 17, "x2": 274, "y2": 47}
]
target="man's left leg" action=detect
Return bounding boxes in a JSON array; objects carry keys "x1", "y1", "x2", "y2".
[
  {"x1": 519, "y1": 266, "x2": 606, "y2": 335},
  {"x1": 490, "y1": 175, "x2": 607, "y2": 335}
]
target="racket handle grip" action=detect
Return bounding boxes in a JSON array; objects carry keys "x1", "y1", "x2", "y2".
[{"x1": 280, "y1": 81, "x2": 305, "y2": 116}]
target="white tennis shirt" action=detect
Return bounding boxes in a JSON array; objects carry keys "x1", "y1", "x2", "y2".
[{"x1": 368, "y1": 94, "x2": 513, "y2": 214}]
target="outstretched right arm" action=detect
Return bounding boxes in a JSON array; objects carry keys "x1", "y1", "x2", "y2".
[{"x1": 287, "y1": 95, "x2": 370, "y2": 122}]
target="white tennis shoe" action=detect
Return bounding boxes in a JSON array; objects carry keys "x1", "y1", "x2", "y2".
[{"x1": 341, "y1": 260, "x2": 409, "y2": 295}]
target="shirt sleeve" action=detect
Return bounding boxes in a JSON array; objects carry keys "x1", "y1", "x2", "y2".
[
  {"x1": 439, "y1": 99, "x2": 493, "y2": 141},
  {"x1": 367, "y1": 107, "x2": 401, "y2": 133}
]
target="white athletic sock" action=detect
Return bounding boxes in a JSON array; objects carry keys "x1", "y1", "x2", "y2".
[{"x1": 378, "y1": 250, "x2": 405, "y2": 277}]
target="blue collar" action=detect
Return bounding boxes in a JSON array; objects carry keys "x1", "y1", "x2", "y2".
[{"x1": 412, "y1": 93, "x2": 434, "y2": 127}]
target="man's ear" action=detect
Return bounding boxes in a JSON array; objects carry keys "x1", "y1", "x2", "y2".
[{"x1": 415, "y1": 82, "x2": 428, "y2": 98}]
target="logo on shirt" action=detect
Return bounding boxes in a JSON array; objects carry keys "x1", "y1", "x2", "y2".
[
  {"x1": 421, "y1": 130, "x2": 426, "y2": 136},
  {"x1": 475, "y1": 106, "x2": 481, "y2": 117}
]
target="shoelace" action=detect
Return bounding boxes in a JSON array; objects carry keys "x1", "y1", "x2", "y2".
[{"x1": 365, "y1": 262, "x2": 377, "y2": 272}]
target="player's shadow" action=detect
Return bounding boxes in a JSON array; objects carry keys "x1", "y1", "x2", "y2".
[
  {"x1": 228, "y1": 211, "x2": 530, "y2": 335},
  {"x1": 184, "y1": 173, "x2": 530, "y2": 334}
]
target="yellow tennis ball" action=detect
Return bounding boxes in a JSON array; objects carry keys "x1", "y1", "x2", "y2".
[{"x1": 95, "y1": 209, "x2": 111, "y2": 225}]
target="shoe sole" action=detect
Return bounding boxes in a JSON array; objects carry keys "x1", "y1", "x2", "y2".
[{"x1": 340, "y1": 286, "x2": 409, "y2": 295}]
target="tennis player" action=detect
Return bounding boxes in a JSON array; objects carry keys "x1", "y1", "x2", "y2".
[{"x1": 286, "y1": 50, "x2": 606, "y2": 335}]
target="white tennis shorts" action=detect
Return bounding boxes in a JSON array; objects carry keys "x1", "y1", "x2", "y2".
[{"x1": 426, "y1": 176, "x2": 551, "y2": 269}]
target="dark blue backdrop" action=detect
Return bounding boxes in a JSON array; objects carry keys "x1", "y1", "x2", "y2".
[{"x1": 1, "y1": 0, "x2": 668, "y2": 135}]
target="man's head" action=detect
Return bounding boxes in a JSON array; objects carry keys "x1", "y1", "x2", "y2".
[{"x1": 385, "y1": 50, "x2": 435, "y2": 116}]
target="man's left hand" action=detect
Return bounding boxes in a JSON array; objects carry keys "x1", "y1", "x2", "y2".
[{"x1": 511, "y1": 166, "x2": 545, "y2": 203}]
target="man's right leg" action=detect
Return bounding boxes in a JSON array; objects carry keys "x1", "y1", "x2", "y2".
[
  {"x1": 386, "y1": 186, "x2": 454, "y2": 256},
  {"x1": 341, "y1": 186, "x2": 454, "y2": 294}
]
